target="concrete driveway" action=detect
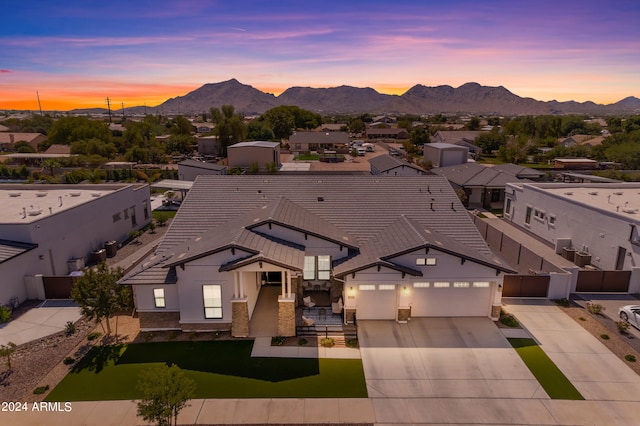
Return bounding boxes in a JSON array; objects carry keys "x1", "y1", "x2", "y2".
[{"x1": 0, "y1": 300, "x2": 81, "y2": 346}]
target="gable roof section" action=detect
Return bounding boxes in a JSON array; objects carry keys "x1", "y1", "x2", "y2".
[
  {"x1": 288, "y1": 131, "x2": 349, "y2": 145},
  {"x1": 492, "y1": 163, "x2": 544, "y2": 179},
  {"x1": 369, "y1": 155, "x2": 424, "y2": 174},
  {"x1": 433, "y1": 163, "x2": 525, "y2": 187},
  {"x1": 178, "y1": 159, "x2": 226, "y2": 171},
  {"x1": 228, "y1": 141, "x2": 279, "y2": 149},
  {"x1": 333, "y1": 215, "x2": 512, "y2": 276}
]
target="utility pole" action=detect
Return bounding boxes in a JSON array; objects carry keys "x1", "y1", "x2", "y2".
[
  {"x1": 36, "y1": 91, "x2": 43, "y2": 115},
  {"x1": 121, "y1": 102, "x2": 126, "y2": 121},
  {"x1": 106, "y1": 97, "x2": 112, "y2": 124}
]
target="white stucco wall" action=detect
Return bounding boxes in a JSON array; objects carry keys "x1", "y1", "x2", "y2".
[
  {"x1": 505, "y1": 183, "x2": 640, "y2": 271},
  {"x1": 134, "y1": 284, "x2": 180, "y2": 312}
]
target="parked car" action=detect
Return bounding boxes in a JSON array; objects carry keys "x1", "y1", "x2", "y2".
[
  {"x1": 619, "y1": 305, "x2": 640, "y2": 329},
  {"x1": 357, "y1": 147, "x2": 366, "y2": 156},
  {"x1": 389, "y1": 149, "x2": 399, "y2": 156}
]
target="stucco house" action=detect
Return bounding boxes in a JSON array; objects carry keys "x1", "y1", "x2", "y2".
[
  {"x1": 0, "y1": 184, "x2": 151, "y2": 306},
  {"x1": 432, "y1": 131, "x2": 483, "y2": 158},
  {"x1": 288, "y1": 131, "x2": 349, "y2": 151},
  {"x1": 369, "y1": 155, "x2": 427, "y2": 176},
  {"x1": 120, "y1": 175, "x2": 513, "y2": 337},
  {"x1": 423, "y1": 143, "x2": 469, "y2": 167},
  {"x1": 178, "y1": 159, "x2": 227, "y2": 181},
  {"x1": 227, "y1": 141, "x2": 280, "y2": 170}
]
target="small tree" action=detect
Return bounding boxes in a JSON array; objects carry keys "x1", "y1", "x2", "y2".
[
  {"x1": 70, "y1": 263, "x2": 130, "y2": 335},
  {"x1": 137, "y1": 364, "x2": 196, "y2": 426},
  {"x1": 0, "y1": 342, "x2": 17, "y2": 368}
]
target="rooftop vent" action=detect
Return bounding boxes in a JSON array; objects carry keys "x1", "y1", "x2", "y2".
[
  {"x1": 622, "y1": 208, "x2": 638, "y2": 214},
  {"x1": 588, "y1": 191, "x2": 598, "y2": 195},
  {"x1": 8, "y1": 192, "x2": 21, "y2": 197},
  {"x1": 69, "y1": 192, "x2": 81, "y2": 197},
  {"x1": 36, "y1": 192, "x2": 47, "y2": 197},
  {"x1": 564, "y1": 192, "x2": 573, "y2": 195},
  {"x1": 614, "y1": 192, "x2": 624, "y2": 195},
  {"x1": 91, "y1": 192, "x2": 101, "y2": 197},
  {"x1": 317, "y1": 196, "x2": 324, "y2": 202},
  {"x1": 27, "y1": 208, "x2": 42, "y2": 216}
]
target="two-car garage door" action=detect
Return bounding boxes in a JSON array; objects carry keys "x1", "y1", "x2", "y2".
[{"x1": 354, "y1": 282, "x2": 493, "y2": 320}]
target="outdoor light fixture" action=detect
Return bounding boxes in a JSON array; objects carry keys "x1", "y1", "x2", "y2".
[
  {"x1": 402, "y1": 286, "x2": 409, "y2": 295},
  {"x1": 348, "y1": 286, "x2": 355, "y2": 297}
]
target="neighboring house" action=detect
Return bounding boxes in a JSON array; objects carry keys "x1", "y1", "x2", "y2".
[
  {"x1": 227, "y1": 141, "x2": 280, "y2": 170},
  {"x1": 120, "y1": 175, "x2": 513, "y2": 337},
  {"x1": 365, "y1": 128, "x2": 409, "y2": 140},
  {"x1": 491, "y1": 163, "x2": 545, "y2": 180},
  {"x1": 423, "y1": 143, "x2": 468, "y2": 167},
  {"x1": 317, "y1": 123, "x2": 345, "y2": 132},
  {"x1": 0, "y1": 133, "x2": 48, "y2": 151},
  {"x1": 432, "y1": 162, "x2": 528, "y2": 209},
  {"x1": 369, "y1": 155, "x2": 427, "y2": 176},
  {"x1": 558, "y1": 135, "x2": 605, "y2": 147},
  {"x1": 44, "y1": 144, "x2": 72, "y2": 156},
  {"x1": 195, "y1": 123, "x2": 215, "y2": 133},
  {"x1": 288, "y1": 131, "x2": 349, "y2": 151},
  {"x1": 178, "y1": 159, "x2": 227, "y2": 181},
  {"x1": 0, "y1": 124, "x2": 9, "y2": 132},
  {"x1": 432, "y1": 131, "x2": 484, "y2": 158},
  {"x1": 0, "y1": 184, "x2": 151, "y2": 306},
  {"x1": 504, "y1": 182, "x2": 640, "y2": 272},
  {"x1": 553, "y1": 158, "x2": 599, "y2": 169}
]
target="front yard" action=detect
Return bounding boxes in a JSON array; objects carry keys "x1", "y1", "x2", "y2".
[{"x1": 45, "y1": 340, "x2": 367, "y2": 401}]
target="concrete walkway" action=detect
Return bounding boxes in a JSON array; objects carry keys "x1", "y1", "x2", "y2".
[
  {"x1": 251, "y1": 336, "x2": 361, "y2": 359},
  {"x1": 0, "y1": 300, "x2": 81, "y2": 346}
]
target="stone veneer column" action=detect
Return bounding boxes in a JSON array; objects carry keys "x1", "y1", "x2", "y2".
[
  {"x1": 491, "y1": 304, "x2": 501, "y2": 320},
  {"x1": 397, "y1": 307, "x2": 411, "y2": 323},
  {"x1": 231, "y1": 299, "x2": 249, "y2": 337},
  {"x1": 278, "y1": 295, "x2": 296, "y2": 337}
]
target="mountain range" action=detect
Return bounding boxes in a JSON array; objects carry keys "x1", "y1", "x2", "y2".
[{"x1": 78, "y1": 79, "x2": 640, "y2": 116}]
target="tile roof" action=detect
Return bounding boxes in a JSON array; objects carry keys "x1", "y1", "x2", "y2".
[
  {"x1": 288, "y1": 131, "x2": 349, "y2": 145},
  {"x1": 178, "y1": 159, "x2": 226, "y2": 171},
  {"x1": 492, "y1": 163, "x2": 544, "y2": 179},
  {"x1": 368, "y1": 155, "x2": 425, "y2": 174},
  {"x1": 433, "y1": 163, "x2": 526, "y2": 187},
  {"x1": 121, "y1": 175, "x2": 510, "y2": 284},
  {"x1": 228, "y1": 141, "x2": 280, "y2": 149}
]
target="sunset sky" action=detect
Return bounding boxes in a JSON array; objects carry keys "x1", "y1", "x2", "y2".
[{"x1": 2, "y1": 0, "x2": 639, "y2": 111}]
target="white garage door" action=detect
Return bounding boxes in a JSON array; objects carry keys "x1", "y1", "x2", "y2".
[
  {"x1": 355, "y1": 285, "x2": 397, "y2": 320},
  {"x1": 411, "y1": 282, "x2": 491, "y2": 317}
]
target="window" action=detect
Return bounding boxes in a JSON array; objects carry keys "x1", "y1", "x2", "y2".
[
  {"x1": 505, "y1": 198, "x2": 512, "y2": 217},
  {"x1": 453, "y1": 281, "x2": 470, "y2": 288},
  {"x1": 112, "y1": 212, "x2": 121, "y2": 223},
  {"x1": 433, "y1": 281, "x2": 450, "y2": 288},
  {"x1": 490, "y1": 189, "x2": 501, "y2": 202},
  {"x1": 379, "y1": 284, "x2": 395, "y2": 290},
  {"x1": 303, "y1": 256, "x2": 316, "y2": 280},
  {"x1": 473, "y1": 281, "x2": 490, "y2": 288},
  {"x1": 534, "y1": 209, "x2": 545, "y2": 221},
  {"x1": 416, "y1": 257, "x2": 437, "y2": 266},
  {"x1": 413, "y1": 282, "x2": 430, "y2": 288},
  {"x1": 123, "y1": 208, "x2": 129, "y2": 219},
  {"x1": 143, "y1": 200, "x2": 149, "y2": 219},
  {"x1": 549, "y1": 215, "x2": 556, "y2": 226},
  {"x1": 317, "y1": 255, "x2": 331, "y2": 280},
  {"x1": 153, "y1": 288, "x2": 166, "y2": 308},
  {"x1": 359, "y1": 284, "x2": 376, "y2": 291},
  {"x1": 130, "y1": 207, "x2": 137, "y2": 226},
  {"x1": 525, "y1": 206, "x2": 533, "y2": 225},
  {"x1": 304, "y1": 255, "x2": 331, "y2": 280},
  {"x1": 203, "y1": 285, "x2": 222, "y2": 319}
]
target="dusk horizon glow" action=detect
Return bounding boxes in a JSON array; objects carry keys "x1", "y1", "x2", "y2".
[{"x1": 2, "y1": 0, "x2": 639, "y2": 111}]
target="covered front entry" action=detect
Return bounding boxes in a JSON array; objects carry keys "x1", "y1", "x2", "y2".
[{"x1": 248, "y1": 285, "x2": 280, "y2": 337}]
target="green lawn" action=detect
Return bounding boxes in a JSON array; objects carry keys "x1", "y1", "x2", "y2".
[
  {"x1": 151, "y1": 210, "x2": 177, "y2": 222},
  {"x1": 508, "y1": 338, "x2": 584, "y2": 400},
  {"x1": 294, "y1": 154, "x2": 320, "y2": 161},
  {"x1": 45, "y1": 340, "x2": 367, "y2": 401}
]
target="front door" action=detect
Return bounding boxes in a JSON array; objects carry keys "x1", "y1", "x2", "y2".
[{"x1": 616, "y1": 246, "x2": 626, "y2": 270}]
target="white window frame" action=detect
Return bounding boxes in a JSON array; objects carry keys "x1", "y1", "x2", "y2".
[
  {"x1": 525, "y1": 205, "x2": 533, "y2": 225},
  {"x1": 378, "y1": 284, "x2": 395, "y2": 290},
  {"x1": 433, "y1": 281, "x2": 450, "y2": 288},
  {"x1": 548, "y1": 215, "x2": 556, "y2": 226},
  {"x1": 413, "y1": 282, "x2": 430, "y2": 288},
  {"x1": 317, "y1": 255, "x2": 331, "y2": 280},
  {"x1": 473, "y1": 281, "x2": 490, "y2": 288},
  {"x1": 359, "y1": 284, "x2": 376, "y2": 291},
  {"x1": 416, "y1": 257, "x2": 437, "y2": 266},
  {"x1": 153, "y1": 288, "x2": 166, "y2": 308},
  {"x1": 203, "y1": 285, "x2": 222, "y2": 319},
  {"x1": 303, "y1": 256, "x2": 316, "y2": 280},
  {"x1": 453, "y1": 281, "x2": 470, "y2": 288}
]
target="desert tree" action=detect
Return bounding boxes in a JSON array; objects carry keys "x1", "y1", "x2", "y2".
[{"x1": 136, "y1": 364, "x2": 196, "y2": 426}]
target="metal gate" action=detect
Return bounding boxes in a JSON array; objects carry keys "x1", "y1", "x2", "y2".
[
  {"x1": 575, "y1": 270, "x2": 630, "y2": 292},
  {"x1": 503, "y1": 275, "x2": 550, "y2": 297},
  {"x1": 43, "y1": 276, "x2": 76, "y2": 299}
]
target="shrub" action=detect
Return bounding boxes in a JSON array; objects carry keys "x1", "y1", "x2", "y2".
[
  {"x1": 586, "y1": 303, "x2": 605, "y2": 315},
  {"x1": 168, "y1": 331, "x2": 178, "y2": 341},
  {"x1": 33, "y1": 385, "x2": 49, "y2": 395},
  {"x1": 0, "y1": 306, "x2": 12, "y2": 323},
  {"x1": 271, "y1": 336, "x2": 286, "y2": 346},
  {"x1": 298, "y1": 338, "x2": 308, "y2": 346},
  {"x1": 600, "y1": 334, "x2": 610, "y2": 340},
  {"x1": 625, "y1": 354, "x2": 637, "y2": 362},
  {"x1": 87, "y1": 332, "x2": 102, "y2": 341},
  {"x1": 320, "y1": 337, "x2": 335, "y2": 348},
  {"x1": 63, "y1": 356, "x2": 75, "y2": 365},
  {"x1": 616, "y1": 320, "x2": 630, "y2": 334},
  {"x1": 499, "y1": 310, "x2": 520, "y2": 327},
  {"x1": 65, "y1": 321, "x2": 75, "y2": 336},
  {"x1": 553, "y1": 298, "x2": 570, "y2": 307},
  {"x1": 579, "y1": 317, "x2": 586, "y2": 321},
  {"x1": 346, "y1": 338, "x2": 359, "y2": 348}
]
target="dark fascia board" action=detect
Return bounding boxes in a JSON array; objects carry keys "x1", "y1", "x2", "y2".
[
  {"x1": 381, "y1": 243, "x2": 516, "y2": 274},
  {"x1": 164, "y1": 245, "x2": 259, "y2": 269},
  {"x1": 219, "y1": 255, "x2": 303, "y2": 273},
  {"x1": 0, "y1": 241, "x2": 38, "y2": 265},
  {"x1": 335, "y1": 260, "x2": 423, "y2": 278},
  {"x1": 246, "y1": 219, "x2": 359, "y2": 250}
]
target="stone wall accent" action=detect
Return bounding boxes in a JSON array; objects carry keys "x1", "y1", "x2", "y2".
[
  {"x1": 491, "y1": 304, "x2": 501, "y2": 320},
  {"x1": 330, "y1": 279, "x2": 343, "y2": 302},
  {"x1": 180, "y1": 322, "x2": 231, "y2": 332},
  {"x1": 345, "y1": 308, "x2": 356, "y2": 324},
  {"x1": 138, "y1": 311, "x2": 180, "y2": 330},
  {"x1": 231, "y1": 299, "x2": 249, "y2": 337},
  {"x1": 278, "y1": 296, "x2": 296, "y2": 337},
  {"x1": 397, "y1": 307, "x2": 411, "y2": 323}
]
